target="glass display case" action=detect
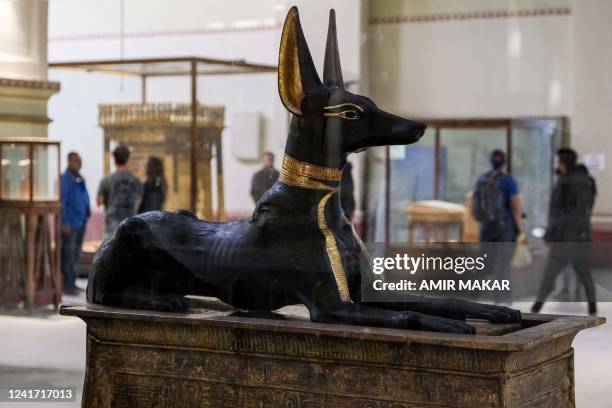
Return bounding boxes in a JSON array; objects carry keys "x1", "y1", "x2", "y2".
[
  {"x1": 0, "y1": 138, "x2": 60, "y2": 203},
  {"x1": 367, "y1": 119, "x2": 564, "y2": 246},
  {"x1": 0, "y1": 137, "x2": 62, "y2": 312}
]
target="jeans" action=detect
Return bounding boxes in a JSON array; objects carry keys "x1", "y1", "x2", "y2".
[{"x1": 61, "y1": 226, "x2": 85, "y2": 290}]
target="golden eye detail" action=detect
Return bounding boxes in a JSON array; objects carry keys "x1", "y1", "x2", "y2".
[
  {"x1": 323, "y1": 103, "x2": 363, "y2": 120},
  {"x1": 323, "y1": 110, "x2": 360, "y2": 120}
]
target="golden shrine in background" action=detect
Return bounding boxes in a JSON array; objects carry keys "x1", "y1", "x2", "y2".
[{"x1": 98, "y1": 102, "x2": 225, "y2": 220}]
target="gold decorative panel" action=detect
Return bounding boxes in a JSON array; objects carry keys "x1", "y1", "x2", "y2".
[{"x1": 99, "y1": 103, "x2": 225, "y2": 218}]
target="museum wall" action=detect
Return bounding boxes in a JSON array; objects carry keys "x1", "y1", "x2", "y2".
[
  {"x1": 571, "y1": 0, "x2": 612, "y2": 226},
  {"x1": 366, "y1": 0, "x2": 571, "y2": 118},
  {"x1": 47, "y1": 0, "x2": 365, "y2": 219}
]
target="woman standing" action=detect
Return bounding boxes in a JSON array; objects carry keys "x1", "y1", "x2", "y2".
[{"x1": 138, "y1": 156, "x2": 167, "y2": 213}]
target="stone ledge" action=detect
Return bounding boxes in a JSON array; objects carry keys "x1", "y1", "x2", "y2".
[{"x1": 60, "y1": 302, "x2": 603, "y2": 352}]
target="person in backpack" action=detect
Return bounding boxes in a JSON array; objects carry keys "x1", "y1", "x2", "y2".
[
  {"x1": 531, "y1": 148, "x2": 597, "y2": 315},
  {"x1": 97, "y1": 145, "x2": 143, "y2": 240},
  {"x1": 472, "y1": 149, "x2": 523, "y2": 304}
]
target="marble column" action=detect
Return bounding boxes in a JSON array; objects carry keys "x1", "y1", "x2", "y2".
[{"x1": 0, "y1": 0, "x2": 59, "y2": 138}]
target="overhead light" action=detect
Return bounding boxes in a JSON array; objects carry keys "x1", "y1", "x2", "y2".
[
  {"x1": 207, "y1": 22, "x2": 227, "y2": 30},
  {"x1": 507, "y1": 29, "x2": 522, "y2": 59},
  {"x1": 232, "y1": 20, "x2": 260, "y2": 29},
  {"x1": 548, "y1": 79, "x2": 562, "y2": 108}
]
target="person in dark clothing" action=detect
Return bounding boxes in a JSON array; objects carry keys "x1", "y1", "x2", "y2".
[
  {"x1": 60, "y1": 152, "x2": 90, "y2": 295},
  {"x1": 532, "y1": 148, "x2": 597, "y2": 315},
  {"x1": 555, "y1": 163, "x2": 597, "y2": 301},
  {"x1": 472, "y1": 150, "x2": 523, "y2": 304},
  {"x1": 250, "y1": 151, "x2": 279, "y2": 203},
  {"x1": 138, "y1": 156, "x2": 167, "y2": 213},
  {"x1": 340, "y1": 161, "x2": 356, "y2": 220}
]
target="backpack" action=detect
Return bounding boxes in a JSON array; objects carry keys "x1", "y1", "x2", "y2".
[{"x1": 472, "y1": 170, "x2": 506, "y2": 223}]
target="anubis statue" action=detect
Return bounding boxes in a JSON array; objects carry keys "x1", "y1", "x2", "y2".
[{"x1": 87, "y1": 7, "x2": 521, "y2": 333}]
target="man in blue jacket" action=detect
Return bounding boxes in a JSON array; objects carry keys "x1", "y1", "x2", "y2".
[{"x1": 60, "y1": 152, "x2": 90, "y2": 295}]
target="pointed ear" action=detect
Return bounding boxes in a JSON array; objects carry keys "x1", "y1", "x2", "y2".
[
  {"x1": 323, "y1": 9, "x2": 344, "y2": 89},
  {"x1": 278, "y1": 6, "x2": 322, "y2": 116}
]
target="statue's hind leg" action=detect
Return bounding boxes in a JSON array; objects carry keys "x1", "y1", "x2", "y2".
[{"x1": 89, "y1": 215, "x2": 194, "y2": 312}]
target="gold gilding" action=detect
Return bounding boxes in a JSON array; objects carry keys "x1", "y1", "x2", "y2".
[
  {"x1": 278, "y1": 9, "x2": 305, "y2": 116},
  {"x1": 283, "y1": 154, "x2": 342, "y2": 181},
  {"x1": 279, "y1": 167, "x2": 337, "y2": 191},
  {"x1": 318, "y1": 191, "x2": 351, "y2": 302},
  {"x1": 278, "y1": 154, "x2": 350, "y2": 301},
  {"x1": 324, "y1": 103, "x2": 364, "y2": 112},
  {"x1": 323, "y1": 103, "x2": 363, "y2": 120}
]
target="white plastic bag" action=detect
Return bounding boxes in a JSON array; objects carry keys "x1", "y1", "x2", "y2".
[{"x1": 511, "y1": 237, "x2": 532, "y2": 268}]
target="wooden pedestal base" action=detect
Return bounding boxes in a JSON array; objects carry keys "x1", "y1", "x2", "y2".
[{"x1": 60, "y1": 302, "x2": 603, "y2": 408}]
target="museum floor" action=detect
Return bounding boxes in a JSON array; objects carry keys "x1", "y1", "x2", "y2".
[{"x1": 0, "y1": 279, "x2": 610, "y2": 408}]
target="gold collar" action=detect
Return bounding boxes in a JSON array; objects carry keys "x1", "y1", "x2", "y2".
[{"x1": 279, "y1": 154, "x2": 341, "y2": 191}]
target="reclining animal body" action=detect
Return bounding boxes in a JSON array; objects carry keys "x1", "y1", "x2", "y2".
[{"x1": 87, "y1": 7, "x2": 521, "y2": 333}]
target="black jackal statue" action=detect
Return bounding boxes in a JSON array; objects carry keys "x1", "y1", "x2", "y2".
[{"x1": 88, "y1": 7, "x2": 521, "y2": 333}]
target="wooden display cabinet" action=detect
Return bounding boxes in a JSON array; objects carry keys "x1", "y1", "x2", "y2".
[{"x1": 0, "y1": 137, "x2": 62, "y2": 311}]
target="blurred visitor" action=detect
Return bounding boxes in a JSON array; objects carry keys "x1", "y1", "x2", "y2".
[
  {"x1": 60, "y1": 152, "x2": 90, "y2": 295},
  {"x1": 341, "y1": 161, "x2": 356, "y2": 220},
  {"x1": 138, "y1": 156, "x2": 167, "y2": 213},
  {"x1": 97, "y1": 145, "x2": 142, "y2": 240},
  {"x1": 472, "y1": 150, "x2": 522, "y2": 304},
  {"x1": 532, "y1": 149, "x2": 597, "y2": 315},
  {"x1": 250, "y1": 151, "x2": 279, "y2": 203}
]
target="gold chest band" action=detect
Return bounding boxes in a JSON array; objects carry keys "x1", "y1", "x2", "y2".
[
  {"x1": 278, "y1": 154, "x2": 351, "y2": 302},
  {"x1": 318, "y1": 191, "x2": 351, "y2": 302}
]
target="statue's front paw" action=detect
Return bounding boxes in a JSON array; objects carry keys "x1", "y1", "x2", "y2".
[
  {"x1": 407, "y1": 312, "x2": 475, "y2": 334},
  {"x1": 149, "y1": 295, "x2": 190, "y2": 312},
  {"x1": 466, "y1": 303, "x2": 522, "y2": 324},
  {"x1": 169, "y1": 296, "x2": 190, "y2": 312}
]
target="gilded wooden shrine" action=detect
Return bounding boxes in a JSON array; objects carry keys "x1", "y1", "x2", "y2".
[
  {"x1": 99, "y1": 102, "x2": 225, "y2": 219},
  {"x1": 0, "y1": 137, "x2": 62, "y2": 311}
]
